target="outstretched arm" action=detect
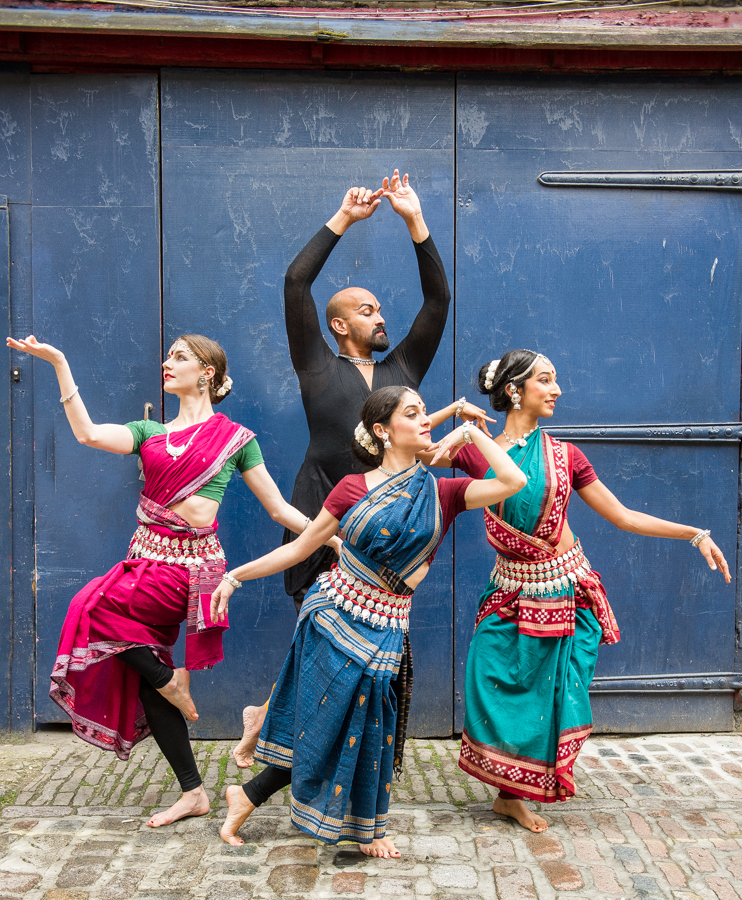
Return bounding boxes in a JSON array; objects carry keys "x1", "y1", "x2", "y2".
[
  {"x1": 577, "y1": 479, "x2": 730, "y2": 582},
  {"x1": 430, "y1": 424, "x2": 527, "y2": 508},
  {"x1": 382, "y1": 171, "x2": 451, "y2": 384},
  {"x1": 285, "y1": 186, "x2": 383, "y2": 374},
  {"x1": 7, "y1": 336, "x2": 134, "y2": 454},
  {"x1": 241, "y1": 464, "x2": 342, "y2": 552},
  {"x1": 210, "y1": 508, "x2": 340, "y2": 622}
]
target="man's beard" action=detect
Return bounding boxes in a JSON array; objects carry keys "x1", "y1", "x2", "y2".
[{"x1": 369, "y1": 328, "x2": 390, "y2": 352}]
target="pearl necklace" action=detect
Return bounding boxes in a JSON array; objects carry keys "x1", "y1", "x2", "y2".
[
  {"x1": 339, "y1": 354, "x2": 376, "y2": 366},
  {"x1": 503, "y1": 426, "x2": 538, "y2": 449},
  {"x1": 166, "y1": 423, "x2": 204, "y2": 461}
]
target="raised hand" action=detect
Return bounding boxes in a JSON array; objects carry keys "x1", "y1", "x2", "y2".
[
  {"x1": 459, "y1": 402, "x2": 496, "y2": 438},
  {"x1": 7, "y1": 334, "x2": 64, "y2": 366},
  {"x1": 381, "y1": 170, "x2": 421, "y2": 222},
  {"x1": 429, "y1": 423, "x2": 473, "y2": 466},
  {"x1": 339, "y1": 186, "x2": 383, "y2": 224}
]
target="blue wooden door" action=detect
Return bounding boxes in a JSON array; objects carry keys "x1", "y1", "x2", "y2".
[
  {"x1": 29, "y1": 75, "x2": 163, "y2": 722},
  {"x1": 454, "y1": 75, "x2": 741, "y2": 733},
  {"x1": 160, "y1": 70, "x2": 455, "y2": 737}
]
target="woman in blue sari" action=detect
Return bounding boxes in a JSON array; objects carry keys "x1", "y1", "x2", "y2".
[{"x1": 210, "y1": 385, "x2": 527, "y2": 857}]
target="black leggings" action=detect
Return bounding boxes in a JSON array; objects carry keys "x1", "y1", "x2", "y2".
[
  {"x1": 243, "y1": 765, "x2": 292, "y2": 808},
  {"x1": 118, "y1": 647, "x2": 202, "y2": 793}
]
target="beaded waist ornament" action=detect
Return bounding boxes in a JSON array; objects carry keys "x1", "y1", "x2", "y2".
[
  {"x1": 490, "y1": 540, "x2": 591, "y2": 597},
  {"x1": 127, "y1": 524, "x2": 225, "y2": 568},
  {"x1": 318, "y1": 564, "x2": 412, "y2": 632}
]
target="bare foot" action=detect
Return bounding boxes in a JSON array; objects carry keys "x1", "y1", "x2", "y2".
[
  {"x1": 147, "y1": 785, "x2": 209, "y2": 827},
  {"x1": 220, "y1": 784, "x2": 255, "y2": 846},
  {"x1": 157, "y1": 668, "x2": 198, "y2": 722},
  {"x1": 493, "y1": 797, "x2": 548, "y2": 832},
  {"x1": 359, "y1": 837, "x2": 401, "y2": 858},
  {"x1": 232, "y1": 704, "x2": 267, "y2": 768}
]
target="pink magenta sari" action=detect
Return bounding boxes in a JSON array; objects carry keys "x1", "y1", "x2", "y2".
[{"x1": 50, "y1": 413, "x2": 254, "y2": 759}]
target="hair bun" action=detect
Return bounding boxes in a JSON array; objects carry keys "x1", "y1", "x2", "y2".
[{"x1": 216, "y1": 376, "x2": 233, "y2": 398}]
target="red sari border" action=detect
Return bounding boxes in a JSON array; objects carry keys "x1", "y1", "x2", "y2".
[{"x1": 459, "y1": 723, "x2": 593, "y2": 803}]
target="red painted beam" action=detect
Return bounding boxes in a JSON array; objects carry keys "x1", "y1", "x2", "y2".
[{"x1": 0, "y1": 30, "x2": 741, "y2": 73}]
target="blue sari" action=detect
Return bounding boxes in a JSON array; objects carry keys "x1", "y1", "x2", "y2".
[{"x1": 255, "y1": 463, "x2": 442, "y2": 843}]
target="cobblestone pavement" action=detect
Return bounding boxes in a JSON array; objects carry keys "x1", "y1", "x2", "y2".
[{"x1": 0, "y1": 730, "x2": 741, "y2": 900}]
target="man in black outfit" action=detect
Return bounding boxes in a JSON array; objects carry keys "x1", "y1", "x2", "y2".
[{"x1": 233, "y1": 170, "x2": 451, "y2": 768}]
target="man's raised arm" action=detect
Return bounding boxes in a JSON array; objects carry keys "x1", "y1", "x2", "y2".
[
  {"x1": 284, "y1": 187, "x2": 383, "y2": 374},
  {"x1": 382, "y1": 171, "x2": 451, "y2": 385}
]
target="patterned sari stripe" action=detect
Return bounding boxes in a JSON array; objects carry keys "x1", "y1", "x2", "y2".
[
  {"x1": 290, "y1": 796, "x2": 385, "y2": 843},
  {"x1": 254, "y1": 738, "x2": 293, "y2": 768},
  {"x1": 459, "y1": 723, "x2": 592, "y2": 803}
]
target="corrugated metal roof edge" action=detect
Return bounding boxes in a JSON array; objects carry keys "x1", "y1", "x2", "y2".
[{"x1": 1, "y1": 5, "x2": 742, "y2": 48}]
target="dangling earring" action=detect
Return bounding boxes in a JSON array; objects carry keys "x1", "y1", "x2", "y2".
[
  {"x1": 509, "y1": 383, "x2": 522, "y2": 410},
  {"x1": 381, "y1": 431, "x2": 392, "y2": 449},
  {"x1": 198, "y1": 374, "x2": 207, "y2": 394}
]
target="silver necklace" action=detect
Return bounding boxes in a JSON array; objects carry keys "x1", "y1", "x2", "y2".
[
  {"x1": 339, "y1": 354, "x2": 376, "y2": 366},
  {"x1": 503, "y1": 426, "x2": 538, "y2": 449},
  {"x1": 165, "y1": 423, "x2": 204, "y2": 461},
  {"x1": 378, "y1": 464, "x2": 396, "y2": 477}
]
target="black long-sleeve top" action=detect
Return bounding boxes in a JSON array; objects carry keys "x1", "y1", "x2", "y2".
[{"x1": 282, "y1": 224, "x2": 451, "y2": 598}]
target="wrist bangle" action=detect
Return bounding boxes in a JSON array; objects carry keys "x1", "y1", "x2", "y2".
[
  {"x1": 462, "y1": 421, "x2": 474, "y2": 444},
  {"x1": 302, "y1": 516, "x2": 311, "y2": 532},
  {"x1": 455, "y1": 396, "x2": 466, "y2": 418},
  {"x1": 222, "y1": 572, "x2": 241, "y2": 589},
  {"x1": 690, "y1": 529, "x2": 710, "y2": 548},
  {"x1": 60, "y1": 386, "x2": 79, "y2": 403}
]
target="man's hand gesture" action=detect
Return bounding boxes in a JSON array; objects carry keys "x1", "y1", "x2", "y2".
[
  {"x1": 340, "y1": 186, "x2": 383, "y2": 223},
  {"x1": 381, "y1": 170, "x2": 429, "y2": 242}
]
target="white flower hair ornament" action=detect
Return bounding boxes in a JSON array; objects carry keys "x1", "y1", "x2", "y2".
[
  {"x1": 216, "y1": 376, "x2": 233, "y2": 398},
  {"x1": 354, "y1": 422, "x2": 379, "y2": 456},
  {"x1": 484, "y1": 359, "x2": 501, "y2": 391}
]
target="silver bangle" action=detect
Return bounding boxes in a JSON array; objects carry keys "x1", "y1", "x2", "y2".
[
  {"x1": 455, "y1": 396, "x2": 467, "y2": 418},
  {"x1": 302, "y1": 516, "x2": 311, "y2": 532},
  {"x1": 222, "y1": 572, "x2": 242, "y2": 589},
  {"x1": 690, "y1": 529, "x2": 710, "y2": 548},
  {"x1": 60, "y1": 385, "x2": 79, "y2": 403},
  {"x1": 462, "y1": 421, "x2": 474, "y2": 444}
]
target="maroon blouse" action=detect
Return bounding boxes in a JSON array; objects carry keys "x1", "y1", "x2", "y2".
[{"x1": 453, "y1": 441, "x2": 598, "y2": 489}]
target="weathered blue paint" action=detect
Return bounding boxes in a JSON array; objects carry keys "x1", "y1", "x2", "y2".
[
  {"x1": 161, "y1": 69, "x2": 455, "y2": 737},
  {"x1": 454, "y1": 75, "x2": 741, "y2": 733},
  {"x1": 30, "y1": 75, "x2": 163, "y2": 723},
  {"x1": 1, "y1": 195, "x2": 10, "y2": 731},
  {"x1": 2, "y1": 64, "x2": 34, "y2": 732}
]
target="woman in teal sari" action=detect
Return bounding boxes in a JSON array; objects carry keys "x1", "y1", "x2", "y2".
[
  {"x1": 430, "y1": 350, "x2": 730, "y2": 833},
  {"x1": 209, "y1": 385, "x2": 527, "y2": 857}
]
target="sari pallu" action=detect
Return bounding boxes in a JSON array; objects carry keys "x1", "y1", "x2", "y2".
[
  {"x1": 49, "y1": 414, "x2": 254, "y2": 760},
  {"x1": 459, "y1": 430, "x2": 619, "y2": 803},
  {"x1": 255, "y1": 463, "x2": 441, "y2": 844}
]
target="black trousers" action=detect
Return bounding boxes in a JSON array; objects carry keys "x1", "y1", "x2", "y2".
[
  {"x1": 118, "y1": 647, "x2": 202, "y2": 793},
  {"x1": 243, "y1": 765, "x2": 292, "y2": 807}
]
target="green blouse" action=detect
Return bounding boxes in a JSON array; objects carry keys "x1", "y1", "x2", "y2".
[{"x1": 125, "y1": 419, "x2": 264, "y2": 505}]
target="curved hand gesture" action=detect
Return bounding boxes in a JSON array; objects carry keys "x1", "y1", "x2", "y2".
[
  {"x1": 459, "y1": 402, "x2": 496, "y2": 438},
  {"x1": 381, "y1": 170, "x2": 422, "y2": 222},
  {"x1": 210, "y1": 580, "x2": 234, "y2": 625},
  {"x1": 339, "y1": 186, "x2": 383, "y2": 224},
  {"x1": 429, "y1": 423, "x2": 477, "y2": 466},
  {"x1": 7, "y1": 334, "x2": 63, "y2": 366},
  {"x1": 697, "y1": 536, "x2": 731, "y2": 583}
]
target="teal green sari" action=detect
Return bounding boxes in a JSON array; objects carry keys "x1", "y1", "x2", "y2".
[{"x1": 459, "y1": 430, "x2": 618, "y2": 803}]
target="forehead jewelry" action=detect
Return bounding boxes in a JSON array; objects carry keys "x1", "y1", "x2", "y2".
[
  {"x1": 509, "y1": 351, "x2": 554, "y2": 383},
  {"x1": 170, "y1": 340, "x2": 207, "y2": 368}
]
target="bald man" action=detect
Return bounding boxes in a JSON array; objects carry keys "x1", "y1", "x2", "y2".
[
  {"x1": 282, "y1": 171, "x2": 450, "y2": 608},
  {"x1": 233, "y1": 172, "x2": 451, "y2": 769}
]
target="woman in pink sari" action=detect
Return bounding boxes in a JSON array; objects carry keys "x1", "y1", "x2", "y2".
[{"x1": 6, "y1": 332, "x2": 318, "y2": 828}]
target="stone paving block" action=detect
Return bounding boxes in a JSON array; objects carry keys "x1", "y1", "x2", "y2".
[
  {"x1": 631, "y1": 873, "x2": 664, "y2": 899},
  {"x1": 0, "y1": 872, "x2": 39, "y2": 893},
  {"x1": 332, "y1": 871, "x2": 366, "y2": 894},
  {"x1": 474, "y1": 835, "x2": 515, "y2": 864},
  {"x1": 266, "y1": 864, "x2": 318, "y2": 893},
  {"x1": 657, "y1": 860, "x2": 688, "y2": 887},
  {"x1": 43, "y1": 892, "x2": 90, "y2": 900},
  {"x1": 265, "y1": 845, "x2": 316, "y2": 863},
  {"x1": 411, "y1": 836, "x2": 461, "y2": 859},
  {"x1": 539, "y1": 861, "x2": 584, "y2": 891},
  {"x1": 589, "y1": 864, "x2": 623, "y2": 894},
  {"x1": 429, "y1": 865, "x2": 477, "y2": 889},
  {"x1": 524, "y1": 833, "x2": 564, "y2": 861},
  {"x1": 706, "y1": 877, "x2": 742, "y2": 900},
  {"x1": 205, "y1": 882, "x2": 253, "y2": 900},
  {"x1": 493, "y1": 865, "x2": 537, "y2": 900}
]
